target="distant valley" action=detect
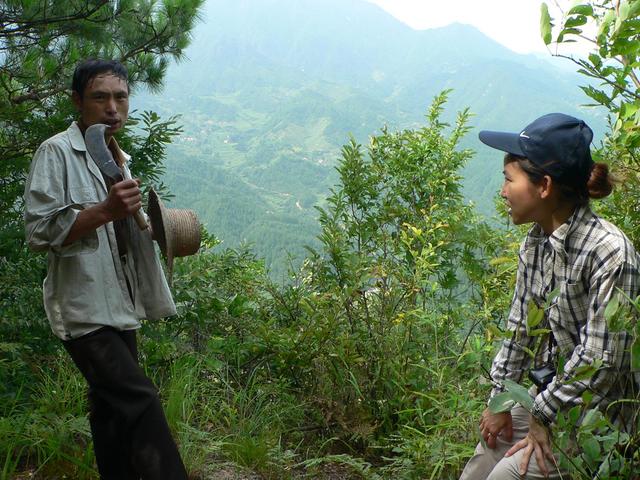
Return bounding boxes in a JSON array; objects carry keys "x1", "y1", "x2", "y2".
[{"x1": 134, "y1": 0, "x2": 607, "y2": 278}]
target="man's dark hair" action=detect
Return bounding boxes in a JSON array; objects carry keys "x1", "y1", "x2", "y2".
[{"x1": 71, "y1": 59, "x2": 128, "y2": 98}]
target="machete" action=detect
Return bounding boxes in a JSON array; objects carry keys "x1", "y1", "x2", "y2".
[{"x1": 85, "y1": 123, "x2": 148, "y2": 230}]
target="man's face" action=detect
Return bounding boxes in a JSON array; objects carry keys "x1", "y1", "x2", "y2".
[{"x1": 72, "y1": 72, "x2": 129, "y2": 136}]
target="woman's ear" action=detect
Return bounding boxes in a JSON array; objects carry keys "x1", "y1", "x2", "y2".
[{"x1": 538, "y1": 175, "x2": 553, "y2": 199}]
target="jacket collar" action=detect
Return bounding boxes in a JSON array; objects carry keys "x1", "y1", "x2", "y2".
[
  {"x1": 68, "y1": 121, "x2": 131, "y2": 162},
  {"x1": 68, "y1": 121, "x2": 87, "y2": 152},
  {"x1": 523, "y1": 204, "x2": 593, "y2": 256}
]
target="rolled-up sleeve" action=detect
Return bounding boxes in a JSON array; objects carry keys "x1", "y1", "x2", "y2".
[{"x1": 24, "y1": 142, "x2": 98, "y2": 255}]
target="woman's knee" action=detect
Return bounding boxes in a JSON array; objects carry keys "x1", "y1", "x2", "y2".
[{"x1": 486, "y1": 456, "x2": 522, "y2": 480}]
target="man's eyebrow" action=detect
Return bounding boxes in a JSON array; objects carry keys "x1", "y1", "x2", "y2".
[{"x1": 89, "y1": 88, "x2": 128, "y2": 96}]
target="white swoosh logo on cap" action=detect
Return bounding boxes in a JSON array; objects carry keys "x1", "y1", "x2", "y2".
[{"x1": 519, "y1": 132, "x2": 530, "y2": 139}]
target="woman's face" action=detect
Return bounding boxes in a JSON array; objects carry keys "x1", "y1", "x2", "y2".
[{"x1": 501, "y1": 161, "x2": 544, "y2": 225}]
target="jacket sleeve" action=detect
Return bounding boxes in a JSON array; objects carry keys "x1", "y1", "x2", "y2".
[{"x1": 24, "y1": 142, "x2": 98, "y2": 256}]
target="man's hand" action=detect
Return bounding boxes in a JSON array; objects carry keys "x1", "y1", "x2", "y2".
[
  {"x1": 62, "y1": 178, "x2": 142, "y2": 246},
  {"x1": 101, "y1": 178, "x2": 142, "y2": 221},
  {"x1": 505, "y1": 414, "x2": 555, "y2": 477},
  {"x1": 479, "y1": 408, "x2": 513, "y2": 449}
]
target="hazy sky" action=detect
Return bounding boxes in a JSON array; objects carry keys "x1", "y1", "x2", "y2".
[{"x1": 368, "y1": 0, "x2": 552, "y2": 54}]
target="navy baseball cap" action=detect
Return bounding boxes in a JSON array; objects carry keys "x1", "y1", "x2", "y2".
[{"x1": 479, "y1": 113, "x2": 594, "y2": 180}]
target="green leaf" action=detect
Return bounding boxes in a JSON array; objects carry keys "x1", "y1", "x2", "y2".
[
  {"x1": 565, "y1": 15, "x2": 588, "y2": 28},
  {"x1": 568, "y1": 405, "x2": 581, "y2": 424},
  {"x1": 228, "y1": 294, "x2": 253, "y2": 316},
  {"x1": 210, "y1": 297, "x2": 225, "y2": 313},
  {"x1": 620, "y1": 102, "x2": 640, "y2": 119},
  {"x1": 631, "y1": 337, "x2": 640, "y2": 371},
  {"x1": 557, "y1": 355, "x2": 566, "y2": 376},
  {"x1": 487, "y1": 323, "x2": 507, "y2": 339},
  {"x1": 588, "y1": 53, "x2": 603, "y2": 69},
  {"x1": 529, "y1": 328, "x2": 552, "y2": 336},
  {"x1": 604, "y1": 292, "x2": 624, "y2": 331},
  {"x1": 488, "y1": 392, "x2": 516, "y2": 414},
  {"x1": 558, "y1": 27, "x2": 582, "y2": 42},
  {"x1": 579, "y1": 85, "x2": 612, "y2": 107},
  {"x1": 527, "y1": 299, "x2": 544, "y2": 332},
  {"x1": 598, "y1": 9, "x2": 616, "y2": 38},
  {"x1": 545, "y1": 287, "x2": 560, "y2": 308},
  {"x1": 604, "y1": 292, "x2": 620, "y2": 319},
  {"x1": 503, "y1": 379, "x2": 533, "y2": 410},
  {"x1": 613, "y1": 17, "x2": 624, "y2": 36},
  {"x1": 568, "y1": 4, "x2": 594, "y2": 16},
  {"x1": 615, "y1": 37, "x2": 640, "y2": 56},
  {"x1": 581, "y1": 408, "x2": 604, "y2": 430},
  {"x1": 540, "y1": 3, "x2": 553, "y2": 45},
  {"x1": 620, "y1": 1, "x2": 631, "y2": 22},
  {"x1": 582, "y1": 436, "x2": 601, "y2": 462},
  {"x1": 567, "y1": 359, "x2": 603, "y2": 383},
  {"x1": 489, "y1": 256, "x2": 513, "y2": 266},
  {"x1": 205, "y1": 357, "x2": 224, "y2": 371}
]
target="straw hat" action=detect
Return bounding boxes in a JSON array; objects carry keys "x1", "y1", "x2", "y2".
[{"x1": 148, "y1": 188, "x2": 201, "y2": 282}]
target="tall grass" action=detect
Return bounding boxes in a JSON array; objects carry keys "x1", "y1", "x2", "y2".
[{"x1": 0, "y1": 353, "x2": 96, "y2": 479}]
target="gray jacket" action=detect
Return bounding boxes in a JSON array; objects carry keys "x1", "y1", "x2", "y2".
[{"x1": 24, "y1": 122, "x2": 176, "y2": 340}]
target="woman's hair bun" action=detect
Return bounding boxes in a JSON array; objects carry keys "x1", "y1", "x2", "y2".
[{"x1": 587, "y1": 162, "x2": 613, "y2": 199}]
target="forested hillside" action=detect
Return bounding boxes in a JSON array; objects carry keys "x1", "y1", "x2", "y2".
[
  {"x1": 135, "y1": 0, "x2": 608, "y2": 277},
  {"x1": 2, "y1": 1, "x2": 640, "y2": 479}
]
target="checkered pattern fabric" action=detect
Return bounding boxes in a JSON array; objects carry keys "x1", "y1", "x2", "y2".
[{"x1": 490, "y1": 205, "x2": 640, "y2": 427}]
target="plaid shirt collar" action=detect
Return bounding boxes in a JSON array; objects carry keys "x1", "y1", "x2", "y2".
[{"x1": 523, "y1": 204, "x2": 591, "y2": 256}]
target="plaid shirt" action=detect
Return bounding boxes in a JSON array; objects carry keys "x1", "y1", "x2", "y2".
[{"x1": 490, "y1": 205, "x2": 640, "y2": 427}]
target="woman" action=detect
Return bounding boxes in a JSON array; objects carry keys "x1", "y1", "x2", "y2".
[{"x1": 459, "y1": 113, "x2": 640, "y2": 479}]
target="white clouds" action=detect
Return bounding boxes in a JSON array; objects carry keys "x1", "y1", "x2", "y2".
[{"x1": 367, "y1": 0, "x2": 551, "y2": 54}]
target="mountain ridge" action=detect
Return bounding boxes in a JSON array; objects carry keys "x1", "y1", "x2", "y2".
[{"x1": 134, "y1": 0, "x2": 606, "y2": 277}]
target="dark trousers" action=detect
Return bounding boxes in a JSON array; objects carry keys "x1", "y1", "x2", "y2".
[{"x1": 63, "y1": 327, "x2": 188, "y2": 480}]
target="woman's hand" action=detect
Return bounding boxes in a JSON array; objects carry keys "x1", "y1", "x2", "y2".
[
  {"x1": 505, "y1": 414, "x2": 555, "y2": 477},
  {"x1": 479, "y1": 408, "x2": 513, "y2": 449}
]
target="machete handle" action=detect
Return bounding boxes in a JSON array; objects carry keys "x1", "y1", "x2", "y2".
[
  {"x1": 112, "y1": 175, "x2": 148, "y2": 230},
  {"x1": 133, "y1": 209, "x2": 149, "y2": 230}
]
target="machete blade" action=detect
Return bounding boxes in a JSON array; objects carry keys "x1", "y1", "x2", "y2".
[{"x1": 85, "y1": 123, "x2": 123, "y2": 181}]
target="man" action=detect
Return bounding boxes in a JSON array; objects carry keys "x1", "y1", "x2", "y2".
[{"x1": 24, "y1": 59, "x2": 188, "y2": 480}]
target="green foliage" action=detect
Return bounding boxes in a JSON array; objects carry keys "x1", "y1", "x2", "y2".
[
  {"x1": 139, "y1": 245, "x2": 311, "y2": 478},
  {"x1": 540, "y1": 4, "x2": 640, "y2": 477},
  {"x1": 122, "y1": 110, "x2": 183, "y2": 199},
  {"x1": 5, "y1": 2, "x2": 640, "y2": 479},
  {"x1": 0, "y1": 0, "x2": 204, "y2": 258},
  {"x1": 127, "y1": 93, "x2": 499, "y2": 478},
  {"x1": 540, "y1": 3, "x2": 553, "y2": 45},
  {"x1": 0, "y1": 84, "x2": 523, "y2": 478},
  {"x1": 0, "y1": 353, "x2": 96, "y2": 479},
  {"x1": 147, "y1": 0, "x2": 608, "y2": 278},
  {"x1": 542, "y1": 1, "x2": 640, "y2": 246},
  {"x1": 267, "y1": 92, "x2": 493, "y2": 476}
]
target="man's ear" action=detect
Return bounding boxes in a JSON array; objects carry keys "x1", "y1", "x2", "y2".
[
  {"x1": 71, "y1": 91, "x2": 82, "y2": 111},
  {"x1": 539, "y1": 175, "x2": 553, "y2": 199}
]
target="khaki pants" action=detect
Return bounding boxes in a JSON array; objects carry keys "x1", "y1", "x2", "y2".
[{"x1": 459, "y1": 406, "x2": 566, "y2": 480}]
